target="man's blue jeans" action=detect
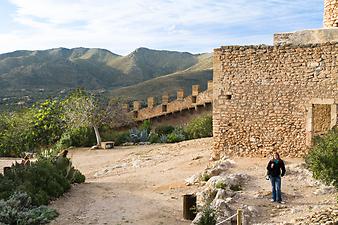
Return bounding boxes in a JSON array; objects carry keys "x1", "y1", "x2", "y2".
[{"x1": 270, "y1": 176, "x2": 282, "y2": 202}]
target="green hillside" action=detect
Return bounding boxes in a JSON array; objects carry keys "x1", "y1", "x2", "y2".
[{"x1": 0, "y1": 47, "x2": 212, "y2": 110}]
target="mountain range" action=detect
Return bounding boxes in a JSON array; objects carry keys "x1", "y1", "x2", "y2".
[{"x1": 0, "y1": 47, "x2": 212, "y2": 109}]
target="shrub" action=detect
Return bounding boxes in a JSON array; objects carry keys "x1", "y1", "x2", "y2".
[
  {"x1": 0, "y1": 157, "x2": 85, "y2": 206},
  {"x1": 139, "y1": 120, "x2": 151, "y2": 133},
  {"x1": 129, "y1": 128, "x2": 149, "y2": 143},
  {"x1": 155, "y1": 125, "x2": 175, "y2": 136},
  {"x1": 215, "y1": 181, "x2": 226, "y2": 189},
  {"x1": 200, "y1": 173, "x2": 211, "y2": 182},
  {"x1": 54, "y1": 127, "x2": 96, "y2": 151},
  {"x1": 167, "y1": 127, "x2": 186, "y2": 143},
  {"x1": 159, "y1": 134, "x2": 168, "y2": 143},
  {"x1": 31, "y1": 99, "x2": 66, "y2": 147},
  {"x1": 197, "y1": 205, "x2": 217, "y2": 225},
  {"x1": 0, "y1": 110, "x2": 36, "y2": 157},
  {"x1": 64, "y1": 127, "x2": 96, "y2": 147},
  {"x1": 185, "y1": 115, "x2": 212, "y2": 139},
  {"x1": 113, "y1": 131, "x2": 130, "y2": 146},
  {"x1": 149, "y1": 133, "x2": 160, "y2": 143},
  {"x1": 0, "y1": 192, "x2": 58, "y2": 225},
  {"x1": 305, "y1": 126, "x2": 338, "y2": 189},
  {"x1": 73, "y1": 170, "x2": 86, "y2": 183}
]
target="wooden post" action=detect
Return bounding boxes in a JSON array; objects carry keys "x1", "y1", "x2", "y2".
[
  {"x1": 237, "y1": 208, "x2": 243, "y2": 225},
  {"x1": 183, "y1": 194, "x2": 196, "y2": 220}
]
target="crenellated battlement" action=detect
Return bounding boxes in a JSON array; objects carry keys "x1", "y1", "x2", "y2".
[{"x1": 126, "y1": 81, "x2": 213, "y2": 122}]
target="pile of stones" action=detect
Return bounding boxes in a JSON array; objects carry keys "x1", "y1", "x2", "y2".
[
  {"x1": 185, "y1": 157, "x2": 254, "y2": 225},
  {"x1": 294, "y1": 206, "x2": 338, "y2": 225}
]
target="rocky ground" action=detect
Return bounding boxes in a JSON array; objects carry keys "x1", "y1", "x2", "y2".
[{"x1": 0, "y1": 138, "x2": 336, "y2": 225}]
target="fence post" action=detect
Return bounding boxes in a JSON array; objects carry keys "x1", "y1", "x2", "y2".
[
  {"x1": 183, "y1": 194, "x2": 197, "y2": 220},
  {"x1": 237, "y1": 208, "x2": 243, "y2": 225}
]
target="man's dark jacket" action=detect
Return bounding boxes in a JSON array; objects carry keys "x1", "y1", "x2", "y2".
[{"x1": 267, "y1": 160, "x2": 286, "y2": 177}]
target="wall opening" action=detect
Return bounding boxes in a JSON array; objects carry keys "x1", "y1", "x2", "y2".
[
  {"x1": 192, "y1": 96, "x2": 197, "y2": 103},
  {"x1": 133, "y1": 111, "x2": 138, "y2": 118},
  {"x1": 226, "y1": 95, "x2": 232, "y2": 100},
  {"x1": 313, "y1": 104, "x2": 331, "y2": 136},
  {"x1": 306, "y1": 101, "x2": 337, "y2": 147},
  {"x1": 162, "y1": 104, "x2": 167, "y2": 113}
]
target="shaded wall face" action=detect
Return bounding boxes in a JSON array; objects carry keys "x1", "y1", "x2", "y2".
[
  {"x1": 213, "y1": 43, "x2": 338, "y2": 158},
  {"x1": 324, "y1": 0, "x2": 338, "y2": 27}
]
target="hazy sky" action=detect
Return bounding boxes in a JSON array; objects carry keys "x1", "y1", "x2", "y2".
[{"x1": 0, "y1": 0, "x2": 323, "y2": 55}]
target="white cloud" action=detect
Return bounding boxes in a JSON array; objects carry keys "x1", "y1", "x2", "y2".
[{"x1": 0, "y1": 0, "x2": 323, "y2": 54}]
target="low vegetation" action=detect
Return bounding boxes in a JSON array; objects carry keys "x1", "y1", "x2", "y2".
[
  {"x1": 305, "y1": 126, "x2": 338, "y2": 189},
  {"x1": 0, "y1": 192, "x2": 59, "y2": 225},
  {"x1": 0, "y1": 89, "x2": 132, "y2": 157},
  {"x1": 114, "y1": 115, "x2": 212, "y2": 145},
  {"x1": 0, "y1": 156, "x2": 85, "y2": 224},
  {"x1": 197, "y1": 205, "x2": 217, "y2": 225},
  {"x1": 0, "y1": 157, "x2": 85, "y2": 205}
]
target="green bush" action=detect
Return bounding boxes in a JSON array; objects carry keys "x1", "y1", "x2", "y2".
[
  {"x1": 159, "y1": 134, "x2": 168, "y2": 143},
  {"x1": 197, "y1": 205, "x2": 217, "y2": 225},
  {"x1": 129, "y1": 128, "x2": 149, "y2": 143},
  {"x1": 139, "y1": 120, "x2": 151, "y2": 133},
  {"x1": 215, "y1": 181, "x2": 226, "y2": 189},
  {"x1": 31, "y1": 99, "x2": 66, "y2": 147},
  {"x1": 167, "y1": 127, "x2": 186, "y2": 143},
  {"x1": 185, "y1": 115, "x2": 212, "y2": 139},
  {"x1": 200, "y1": 173, "x2": 211, "y2": 182},
  {"x1": 73, "y1": 170, "x2": 86, "y2": 183},
  {"x1": 0, "y1": 192, "x2": 58, "y2": 225},
  {"x1": 0, "y1": 157, "x2": 85, "y2": 206},
  {"x1": 54, "y1": 127, "x2": 96, "y2": 150},
  {"x1": 149, "y1": 133, "x2": 160, "y2": 143},
  {"x1": 305, "y1": 127, "x2": 338, "y2": 189},
  {"x1": 0, "y1": 110, "x2": 36, "y2": 157},
  {"x1": 155, "y1": 125, "x2": 175, "y2": 136},
  {"x1": 113, "y1": 131, "x2": 131, "y2": 146}
]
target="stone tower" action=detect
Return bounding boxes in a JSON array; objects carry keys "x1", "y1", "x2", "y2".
[{"x1": 324, "y1": 0, "x2": 338, "y2": 27}]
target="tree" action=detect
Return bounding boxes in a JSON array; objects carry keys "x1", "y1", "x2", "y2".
[
  {"x1": 63, "y1": 89, "x2": 134, "y2": 147},
  {"x1": 31, "y1": 99, "x2": 66, "y2": 146}
]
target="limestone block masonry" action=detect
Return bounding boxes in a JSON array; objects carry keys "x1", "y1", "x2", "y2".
[
  {"x1": 324, "y1": 0, "x2": 338, "y2": 27},
  {"x1": 213, "y1": 43, "x2": 338, "y2": 158},
  {"x1": 133, "y1": 82, "x2": 213, "y2": 122}
]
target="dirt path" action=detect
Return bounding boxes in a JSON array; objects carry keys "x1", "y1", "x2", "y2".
[
  {"x1": 0, "y1": 138, "x2": 336, "y2": 225},
  {"x1": 49, "y1": 138, "x2": 213, "y2": 225}
]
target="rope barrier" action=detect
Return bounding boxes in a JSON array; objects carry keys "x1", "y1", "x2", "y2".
[
  {"x1": 215, "y1": 213, "x2": 237, "y2": 225},
  {"x1": 215, "y1": 208, "x2": 243, "y2": 225}
]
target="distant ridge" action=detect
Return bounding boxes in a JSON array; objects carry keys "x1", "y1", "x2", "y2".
[{"x1": 0, "y1": 47, "x2": 212, "y2": 109}]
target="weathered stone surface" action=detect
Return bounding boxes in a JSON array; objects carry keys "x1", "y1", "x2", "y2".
[
  {"x1": 133, "y1": 83, "x2": 213, "y2": 121},
  {"x1": 324, "y1": 0, "x2": 338, "y2": 28},
  {"x1": 213, "y1": 43, "x2": 338, "y2": 158},
  {"x1": 294, "y1": 206, "x2": 338, "y2": 225},
  {"x1": 274, "y1": 28, "x2": 338, "y2": 45}
]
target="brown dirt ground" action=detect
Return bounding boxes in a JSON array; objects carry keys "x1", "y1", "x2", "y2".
[{"x1": 0, "y1": 138, "x2": 336, "y2": 225}]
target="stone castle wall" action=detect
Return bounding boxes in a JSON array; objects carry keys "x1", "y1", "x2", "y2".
[
  {"x1": 213, "y1": 43, "x2": 338, "y2": 158},
  {"x1": 131, "y1": 81, "x2": 213, "y2": 122},
  {"x1": 324, "y1": 0, "x2": 338, "y2": 27}
]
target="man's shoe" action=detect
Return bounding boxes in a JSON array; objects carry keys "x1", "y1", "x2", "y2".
[
  {"x1": 271, "y1": 199, "x2": 276, "y2": 202},
  {"x1": 277, "y1": 201, "x2": 285, "y2": 204}
]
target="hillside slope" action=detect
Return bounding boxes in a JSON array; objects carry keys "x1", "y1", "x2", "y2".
[
  {"x1": 111, "y1": 69, "x2": 212, "y2": 101},
  {"x1": 0, "y1": 47, "x2": 212, "y2": 109}
]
